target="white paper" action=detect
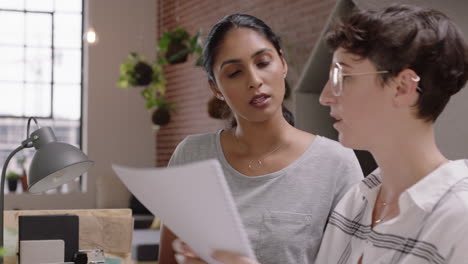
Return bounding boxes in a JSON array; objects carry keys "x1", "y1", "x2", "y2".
[{"x1": 112, "y1": 159, "x2": 256, "y2": 264}]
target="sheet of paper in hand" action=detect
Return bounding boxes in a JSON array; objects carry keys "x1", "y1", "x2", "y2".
[{"x1": 112, "y1": 159, "x2": 256, "y2": 264}]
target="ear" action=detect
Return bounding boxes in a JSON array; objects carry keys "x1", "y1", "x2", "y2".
[
  {"x1": 279, "y1": 49, "x2": 288, "y2": 78},
  {"x1": 209, "y1": 80, "x2": 224, "y2": 100},
  {"x1": 392, "y1": 69, "x2": 420, "y2": 107}
]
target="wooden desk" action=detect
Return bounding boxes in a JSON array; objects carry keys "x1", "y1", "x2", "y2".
[{"x1": 4, "y1": 209, "x2": 134, "y2": 264}]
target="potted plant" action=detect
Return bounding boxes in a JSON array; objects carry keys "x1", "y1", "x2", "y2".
[
  {"x1": 151, "y1": 98, "x2": 173, "y2": 126},
  {"x1": 118, "y1": 53, "x2": 156, "y2": 88},
  {"x1": 158, "y1": 27, "x2": 202, "y2": 65},
  {"x1": 6, "y1": 171, "x2": 21, "y2": 193},
  {"x1": 118, "y1": 53, "x2": 174, "y2": 126},
  {"x1": 117, "y1": 28, "x2": 203, "y2": 126}
]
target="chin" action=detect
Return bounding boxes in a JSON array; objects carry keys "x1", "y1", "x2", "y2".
[{"x1": 337, "y1": 133, "x2": 367, "y2": 150}]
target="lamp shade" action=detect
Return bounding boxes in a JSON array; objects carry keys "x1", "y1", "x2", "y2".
[{"x1": 27, "y1": 127, "x2": 94, "y2": 193}]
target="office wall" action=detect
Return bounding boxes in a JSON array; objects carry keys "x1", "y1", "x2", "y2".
[
  {"x1": 156, "y1": 0, "x2": 336, "y2": 166},
  {"x1": 86, "y1": 0, "x2": 157, "y2": 208}
]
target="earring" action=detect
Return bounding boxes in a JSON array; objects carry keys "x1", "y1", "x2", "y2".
[
  {"x1": 411, "y1": 75, "x2": 421, "y2": 82},
  {"x1": 216, "y1": 95, "x2": 224, "y2": 101},
  {"x1": 283, "y1": 72, "x2": 287, "y2": 79}
]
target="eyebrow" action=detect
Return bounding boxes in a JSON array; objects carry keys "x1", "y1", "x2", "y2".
[{"x1": 219, "y1": 48, "x2": 272, "y2": 70}]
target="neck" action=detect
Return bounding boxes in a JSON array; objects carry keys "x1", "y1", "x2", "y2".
[
  {"x1": 232, "y1": 110, "x2": 292, "y2": 155},
  {"x1": 370, "y1": 124, "x2": 447, "y2": 201}
]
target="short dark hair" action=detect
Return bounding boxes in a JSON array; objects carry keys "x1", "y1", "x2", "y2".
[
  {"x1": 202, "y1": 13, "x2": 283, "y2": 83},
  {"x1": 326, "y1": 4, "x2": 468, "y2": 122}
]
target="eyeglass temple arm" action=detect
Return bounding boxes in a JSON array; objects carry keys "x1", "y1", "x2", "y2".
[{"x1": 342, "y1": 71, "x2": 389, "y2": 77}]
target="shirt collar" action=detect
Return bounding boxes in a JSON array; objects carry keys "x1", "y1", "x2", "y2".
[
  {"x1": 358, "y1": 168, "x2": 382, "y2": 205},
  {"x1": 358, "y1": 160, "x2": 468, "y2": 213},
  {"x1": 406, "y1": 159, "x2": 468, "y2": 212}
]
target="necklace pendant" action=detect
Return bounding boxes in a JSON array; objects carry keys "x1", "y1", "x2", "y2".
[{"x1": 248, "y1": 159, "x2": 262, "y2": 170}]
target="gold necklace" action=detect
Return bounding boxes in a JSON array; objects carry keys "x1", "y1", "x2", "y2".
[
  {"x1": 373, "y1": 190, "x2": 398, "y2": 224},
  {"x1": 247, "y1": 142, "x2": 284, "y2": 170},
  {"x1": 233, "y1": 133, "x2": 285, "y2": 171},
  {"x1": 374, "y1": 205, "x2": 392, "y2": 224}
]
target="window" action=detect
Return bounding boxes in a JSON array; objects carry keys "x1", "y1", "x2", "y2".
[{"x1": 0, "y1": 0, "x2": 84, "y2": 194}]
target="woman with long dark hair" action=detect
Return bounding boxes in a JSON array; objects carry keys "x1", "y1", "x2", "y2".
[{"x1": 159, "y1": 13, "x2": 362, "y2": 264}]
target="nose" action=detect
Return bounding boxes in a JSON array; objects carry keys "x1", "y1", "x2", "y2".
[
  {"x1": 247, "y1": 68, "x2": 263, "y2": 89},
  {"x1": 319, "y1": 80, "x2": 337, "y2": 106}
]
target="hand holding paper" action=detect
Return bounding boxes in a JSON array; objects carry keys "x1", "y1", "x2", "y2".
[{"x1": 112, "y1": 159, "x2": 256, "y2": 264}]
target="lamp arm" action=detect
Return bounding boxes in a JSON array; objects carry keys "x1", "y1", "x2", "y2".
[
  {"x1": 26, "y1": 117, "x2": 40, "y2": 139},
  {"x1": 0, "y1": 137, "x2": 34, "y2": 257}
]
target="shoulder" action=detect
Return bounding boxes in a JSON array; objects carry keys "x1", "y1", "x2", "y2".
[
  {"x1": 426, "y1": 177, "x2": 468, "y2": 254},
  {"x1": 316, "y1": 136, "x2": 354, "y2": 155},
  {"x1": 439, "y1": 177, "x2": 468, "y2": 218},
  {"x1": 438, "y1": 161, "x2": 468, "y2": 217},
  {"x1": 169, "y1": 132, "x2": 219, "y2": 166},
  {"x1": 313, "y1": 136, "x2": 361, "y2": 167},
  {"x1": 424, "y1": 175, "x2": 468, "y2": 238},
  {"x1": 177, "y1": 132, "x2": 217, "y2": 149},
  {"x1": 294, "y1": 135, "x2": 363, "y2": 187}
]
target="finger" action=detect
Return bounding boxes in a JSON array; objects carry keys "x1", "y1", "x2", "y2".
[
  {"x1": 172, "y1": 239, "x2": 185, "y2": 253},
  {"x1": 175, "y1": 253, "x2": 208, "y2": 264},
  {"x1": 172, "y1": 239, "x2": 197, "y2": 257},
  {"x1": 212, "y1": 250, "x2": 259, "y2": 264}
]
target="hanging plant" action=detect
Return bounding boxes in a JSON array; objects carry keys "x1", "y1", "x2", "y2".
[
  {"x1": 117, "y1": 27, "x2": 203, "y2": 127},
  {"x1": 151, "y1": 98, "x2": 172, "y2": 126},
  {"x1": 118, "y1": 52, "x2": 173, "y2": 126},
  {"x1": 157, "y1": 27, "x2": 203, "y2": 65},
  {"x1": 118, "y1": 53, "x2": 155, "y2": 88}
]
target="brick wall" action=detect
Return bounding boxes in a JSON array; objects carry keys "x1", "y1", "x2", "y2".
[{"x1": 156, "y1": 0, "x2": 336, "y2": 167}]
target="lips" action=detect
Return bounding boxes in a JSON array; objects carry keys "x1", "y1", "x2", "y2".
[
  {"x1": 330, "y1": 113, "x2": 342, "y2": 121},
  {"x1": 330, "y1": 112, "x2": 344, "y2": 130},
  {"x1": 250, "y1": 93, "x2": 271, "y2": 106}
]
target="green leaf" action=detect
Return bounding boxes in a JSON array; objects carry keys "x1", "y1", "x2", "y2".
[
  {"x1": 157, "y1": 55, "x2": 168, "y2": 65},
  {"x1": 118, "y1": 78, "x2": 130, "y2": 89},
  {"x1": 158, "y1": 33, "x2": 171, "y2": 52}
]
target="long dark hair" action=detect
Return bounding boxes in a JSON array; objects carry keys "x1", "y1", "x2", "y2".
[{"x1": 203, "y1": 13, "x2": 295, "y2": 126}]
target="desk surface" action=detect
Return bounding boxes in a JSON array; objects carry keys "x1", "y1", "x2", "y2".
[{"x1": 4, "y1": 209, "x2": 133, "y2": 264}]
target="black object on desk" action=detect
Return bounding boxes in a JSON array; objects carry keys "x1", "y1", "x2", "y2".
[{"x1": 19, "y1": 214, "x2": 79, "y2": 262}]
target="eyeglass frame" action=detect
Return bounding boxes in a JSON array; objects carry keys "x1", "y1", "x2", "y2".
[{"x1": 329, "y1": 62, "x2": 423, "y2": 96}]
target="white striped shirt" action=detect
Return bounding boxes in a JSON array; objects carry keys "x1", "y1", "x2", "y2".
[{"x1": 315, "y1": 159, "x2": 468, "y2": 264}]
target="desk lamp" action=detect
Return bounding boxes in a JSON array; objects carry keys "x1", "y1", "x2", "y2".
[{"x1": 0, "y1": 117, "x2": 94, "y2": 260}]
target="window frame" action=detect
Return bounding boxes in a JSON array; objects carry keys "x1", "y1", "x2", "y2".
[{"x1": 0, "y1": 0, "x2": 95, "y2": 209}]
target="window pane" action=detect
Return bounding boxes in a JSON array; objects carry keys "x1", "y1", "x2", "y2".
[
  {"x1": 0, "y1": 82, "x2": 23, "y2": 116},
  {"x1": 23, "y1": 83, "x2": 51, "y2": 117},
  {"x1": 55, "y1": 0, "x2": 82, "y2": 13},
  {"x1": 54, "y1": 84, "x2": 80, "y2": 120},
  {"x1": 0, "y1": 82, "x2": 51, "y2": 117},
  {"x1": 25, "y1": 47, "x2": 52, "y2": 83},
  {"x1": 54, "y1": 48, "x2": 81, "y2": 84},
  {"x1": 54, "y1": 13, "x2": 82, "y2": 48},
  {"x1": 0, "y1": 11, "x2": 24, "y2": 45},
  {"x1": 25, "y1": 0, "x2": 53, "y2": 12},
  {"x1": 25, "y1": 12, "x2": 52, "y2": 47},
  {"x1": 0, "y1": 47, "x2": 24, "y2": 82},
  {"x1": 0, "y1": 0, "x2": 24, "y2": 10}
]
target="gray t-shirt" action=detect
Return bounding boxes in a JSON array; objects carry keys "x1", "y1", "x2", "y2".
[{"x1": 168, "y1": 130, "x2": 363, "y2": 264}]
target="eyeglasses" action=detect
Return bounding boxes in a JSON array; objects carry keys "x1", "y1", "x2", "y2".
[
  {"x1": 329, "y1": 62, "x2": 389, "y2": 96},
  {"x1": 329, "y1": 62, "x2": 423, "y2": 96}
]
